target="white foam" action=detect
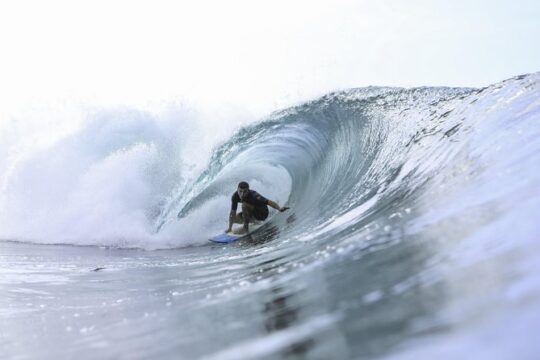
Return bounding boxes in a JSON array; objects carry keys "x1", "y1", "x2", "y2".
[{"x1": 0, "y1": 103, "x2": 256, "y2": 248}]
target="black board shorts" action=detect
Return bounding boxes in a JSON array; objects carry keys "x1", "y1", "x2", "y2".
[{"x1": 239, "y1": 206, "x2": 269, "y2": 221}]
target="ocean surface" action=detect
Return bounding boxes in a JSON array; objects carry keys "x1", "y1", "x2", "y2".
[{"x1": 1, "y1": 73, "x2": 539, "y2": 359}]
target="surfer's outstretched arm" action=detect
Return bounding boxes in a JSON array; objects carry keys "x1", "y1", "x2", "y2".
[{"x1": 267, "y1": 200, "x2": 290, "y2": 212}]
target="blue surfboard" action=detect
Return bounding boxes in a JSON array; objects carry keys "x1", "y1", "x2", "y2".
[
  {"x1": 208, "y1": 224, "x2": 263, "y2": 244},
  {"x1": 208, "y1": 233, "x2": 242, "y2": 244}
]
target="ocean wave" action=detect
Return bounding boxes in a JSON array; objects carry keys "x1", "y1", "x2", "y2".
[{"x1": 1, "y1": 73, "x2": 539, "y2": 251}]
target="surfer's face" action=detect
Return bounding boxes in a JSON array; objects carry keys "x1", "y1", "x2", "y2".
[{"x1": 237, "y1": 188, "x2": 249, "y2": 200}]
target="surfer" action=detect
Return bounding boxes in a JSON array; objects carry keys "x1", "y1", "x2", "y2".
[{"x1": 225, "y1": 181, "x2": 289, "y2": 234}]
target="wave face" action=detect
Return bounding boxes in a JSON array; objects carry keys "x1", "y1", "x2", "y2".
[{"x1": 159, "y1": 73, "x2": 540, "y2": 253}]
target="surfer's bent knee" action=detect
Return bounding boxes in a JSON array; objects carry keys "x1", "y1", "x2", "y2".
[
  {"x1": 242, "y1": 203, "x2": 254, "y2": 217},
  {"x1": 241, "y1": 202, "x2": 254, "y2": 211},
  {"x1": 234, "y1": 213, "x2": 243, "y2": 224}
]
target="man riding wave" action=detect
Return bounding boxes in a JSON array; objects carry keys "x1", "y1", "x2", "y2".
[{"x1": 226, "y1": 181, "x2": 289, "y2": 235}]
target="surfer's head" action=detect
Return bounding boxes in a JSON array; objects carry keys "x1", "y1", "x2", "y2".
[{"x1": 237, "y1": 181, "x2": 249, "y2": 200}]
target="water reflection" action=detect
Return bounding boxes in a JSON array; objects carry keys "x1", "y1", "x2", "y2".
[
  {"x1": 321, "y1": 224, "x2": 451, "y2": 359},
  {"x1": 263, "y1": 286, "x2": 314, "y2": 358},
  {"x1": 247, "y1": 242, "x2": 317, "y2": 359}
]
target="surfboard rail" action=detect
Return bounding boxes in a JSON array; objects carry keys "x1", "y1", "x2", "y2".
[
  {"x1": 208, "y1": 233, "x2": 242, "y2": 243},
  {"x1": 208, "y1": 224, "x2": 263, "y2": 243}
]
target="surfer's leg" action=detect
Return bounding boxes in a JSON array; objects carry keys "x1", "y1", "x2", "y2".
[
  {"x1": 232, "y1": 212, "x2": 244, "y2": 224},
  {"x1": 253, "y1": 206, "x2": 269, "y2": 221},
  {"x1": 241, "y1": 203, "x2": 255, "y2": 229}
]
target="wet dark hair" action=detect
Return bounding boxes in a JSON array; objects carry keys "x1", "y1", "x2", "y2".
[{"x1": 238, "y1": 181, "x2": 249, "y2": 189}]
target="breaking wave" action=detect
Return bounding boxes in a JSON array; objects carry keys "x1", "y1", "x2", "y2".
[{"x1": 0, "y1": 73, "x2": 539, "y2": 252}]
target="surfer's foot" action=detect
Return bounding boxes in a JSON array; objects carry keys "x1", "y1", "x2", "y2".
[{"x1": 233, "y1": 227, "x2": 247, "y2": 235}]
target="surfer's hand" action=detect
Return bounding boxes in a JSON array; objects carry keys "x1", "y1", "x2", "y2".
[
  {"x1": 224, "y1": 228, "x2": 231, "y2": 233},
  {"x1": 279, "y1": 207, "x2": 290, "y2": 212}
]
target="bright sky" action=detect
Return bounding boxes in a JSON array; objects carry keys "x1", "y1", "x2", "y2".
[{"x1": 1, "y1": 0, "x2": 539, "y2": 115}]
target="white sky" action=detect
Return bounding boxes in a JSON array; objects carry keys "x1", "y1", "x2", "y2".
[{"x1": 1, "y1": 0, "x2": 539, "y2": 116}]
